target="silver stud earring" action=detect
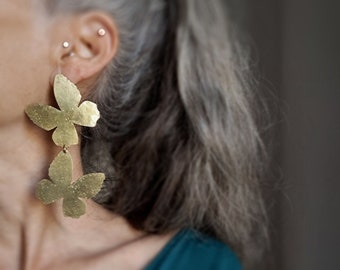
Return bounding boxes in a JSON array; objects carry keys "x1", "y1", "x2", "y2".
[
  {"x1": 97, "y1": 28, "x2": 106, "y2": 37},
  {"x1": 62, "y1": 41, "x2": 70, "y2": 48}
]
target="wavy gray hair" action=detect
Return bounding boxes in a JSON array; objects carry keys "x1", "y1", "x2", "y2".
[{"x1": 47, "y1": 0, "x2": 268, "y2": 264}]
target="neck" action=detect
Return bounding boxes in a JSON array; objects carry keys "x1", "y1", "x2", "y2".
[
  {"x1": 0, "y1": 118, "x2": 143, "y2": 269},
  {"x1": 0, "y1": 119, "x2": 51, "y2": 220}
]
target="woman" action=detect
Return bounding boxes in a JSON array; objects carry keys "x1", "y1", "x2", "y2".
[{"x1": 0, "y1": 0, "x2": 267, "y2": 269}]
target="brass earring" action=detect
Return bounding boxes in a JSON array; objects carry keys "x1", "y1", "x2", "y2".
[{"x1": 25, "y1": 74, "x2": 105, "y2": 218}]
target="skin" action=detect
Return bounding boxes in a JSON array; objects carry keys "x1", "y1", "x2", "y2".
[{"x1": 0, "y1": 1, "x2": 175, "y2": 269}]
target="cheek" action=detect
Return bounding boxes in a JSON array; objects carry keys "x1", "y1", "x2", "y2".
[{"x1": 0, "y1": 22, "x2": 51, "y2": 125}]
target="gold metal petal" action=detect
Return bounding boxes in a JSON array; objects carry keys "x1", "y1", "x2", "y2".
[
  {"x1": 54, "y1": 74, "x2": 81, "y2": 111},
  {"x1": 73, "y1": 173, "x2": 105, "y2": 199},
  {"x1": 63, "y1": 197, "x2": 86, "y2": 218},
  {"x1": 72, "y1": 101, "x2": 100, "y2": 127},
  {"x1": 25, "y1": 104, "x2": 60, "y2": 131},
  {"x1": 52, "y1": 122, "x2": 78, "y2": 147},
  {"x1": 48, "y1": 151, "x2": 73, "y2": 185},
  {"x1": 35, "y1": 179, "x2": 64, "y2": 204}
]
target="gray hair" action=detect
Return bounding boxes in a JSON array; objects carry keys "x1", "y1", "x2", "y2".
[{"x1": 47, "y1": 0, "x2": 268, "y2": 264}]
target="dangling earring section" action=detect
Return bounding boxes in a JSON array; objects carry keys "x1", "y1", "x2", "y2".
[{"x1": 25, "y1": 74, "x2": 105, "y2": 218}]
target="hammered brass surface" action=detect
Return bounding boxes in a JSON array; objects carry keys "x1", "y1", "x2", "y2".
[
  {"x1": 25, "y1": 74, "x2": 100, "y2": 147},
  {"x1": 25, "y1": 74, "x2": 105, "y2": 218},
  {"x1": 35, "y1": 151, "x2": 105, "y2": 218}
]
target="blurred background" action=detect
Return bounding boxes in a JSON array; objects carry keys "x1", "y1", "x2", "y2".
[{"x1": 225, "y1": 0, "x2": 340, "y2": 269}]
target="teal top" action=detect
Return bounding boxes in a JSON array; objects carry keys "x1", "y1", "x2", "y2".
[{"x1": 145, "y1": 230, "x2": 242, "y2": 270}]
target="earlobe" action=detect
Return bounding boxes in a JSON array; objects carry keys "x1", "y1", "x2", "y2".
[{"x1": 52, "y1": 12, "x2": 118, "y2": 85}]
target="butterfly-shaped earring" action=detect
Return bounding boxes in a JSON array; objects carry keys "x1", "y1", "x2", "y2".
[
  {"x1": 25, "y1": 74, "x2": 100, "y2": 147},
  {"x1": 25, "y1": 74, "x2": 105, "y2": 218},
  {"x1": 35, "y1": 151, "x2": 104, "y2": 218}
]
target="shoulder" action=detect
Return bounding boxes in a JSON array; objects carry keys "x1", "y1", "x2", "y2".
[{"x1": 145, "y1": 230, "x2": 242, "y2": 270}]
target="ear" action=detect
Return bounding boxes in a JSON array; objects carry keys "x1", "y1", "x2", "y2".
[{"x1": 50, "y1": 11, "x2": 118, "y2": 86}]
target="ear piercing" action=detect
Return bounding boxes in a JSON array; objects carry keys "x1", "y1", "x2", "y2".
[
  {"x1": 62, "y1": 41, "x2": 70, "y2": 48},
  {"x1": 97, "y1": 28, "x2": 106, "y2": 37},
  {"x1": 62, "y1": 29, "x2": 106, "y2": 48}
]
